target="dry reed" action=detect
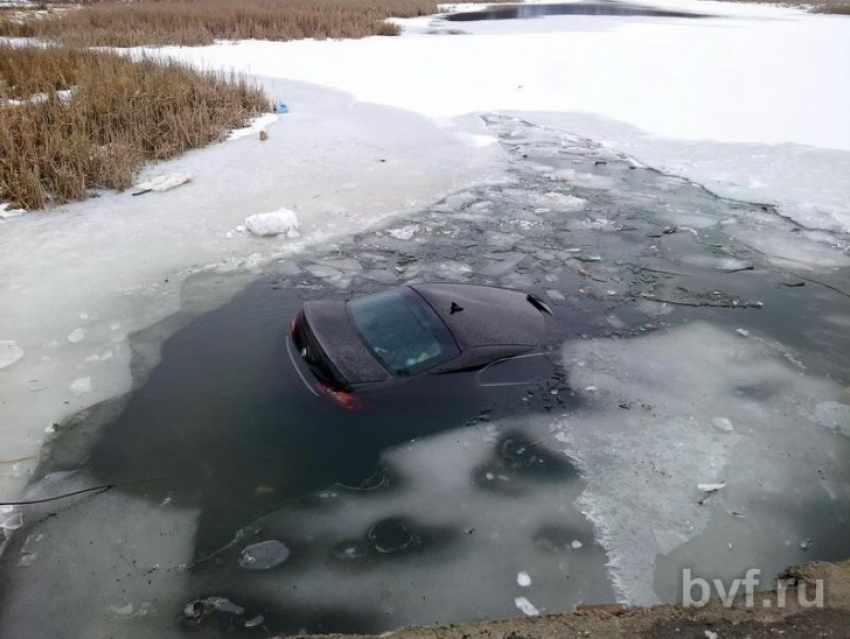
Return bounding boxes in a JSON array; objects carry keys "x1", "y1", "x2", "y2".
[
  {"x1": 0, "y1": 0, "x2": 461, "y2": 47},
  {"x1": 0, "y1": 44, "x2": 270, "y2": 209}
]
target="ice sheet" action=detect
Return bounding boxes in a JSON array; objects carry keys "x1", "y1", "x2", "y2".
[
  {"x1": 127, "y1": 2, "x2": 849, "y2": 238},
  {"x1": 555, "y1": 322, "x2": 850, "y2": 604}
]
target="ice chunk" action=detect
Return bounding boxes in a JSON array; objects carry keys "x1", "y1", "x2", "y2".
[
  {"x1": 238, "y1": 540, "x2": 290, "y2": 570},
  {"x1": 711, "y1": 417, "x2": 734, "y2": 432},
  {"x1": 431, "y1": 261, "x2": 473, "y2": 281},
  {"x1": 541, "y1": 192, "x2": 586, "y2": 213},
  {"x1": 550, "y1": 168, "x2": 575, "y2": 181},
  {"x1": 0, "y1": 203, "x2": 26, "y2": 220},
  {"x1": 109, "y1": 603, "x2": 134, "y2": 616},
  {"x1": 715, "y1": 257, "x2": 754, "y2": 273},
  {"x1": 697, "y1": 482, "x2": 726, "y2": 493},
  {"x1": 480, "y1": 252, "x2": 526, "y2": 277},
  {"x1": 571, "y1": 540, "x2": 583, "y2": 549},
  {"x1": 184, "y1": 596, "x2": 244, "y2": 619},
  {"x1": 517, "y1": 571, "x2": 532, "y2": 587},
  {"x1": 363, "y1": 269, "x2": 398, "y2": 284},
  {"x1": 316, "y1": 258, "x2": 362, "y2": 274},
  {"x1": 388, "y1": 224, "x2": 420, "y2": 240},
  {"x1": 133, "y1": 173, "x2": 192, "y2": 194},
  {"x1": 813, "y1": 402, "x2": 850, "y2": 437},
  {"x1": 70, "y1": 377, "x2": 92, "y2": 394},
  {"x1": 244, "y1": 614, "x2": 265, "y2": 628},
  {"x1": 551, "y1": 170, "x2": 614, "y2": 190},
  {"x1": 514, "y1": 596, "x2": 540, "y2": 616},
  {"x1": 0, "y1": 510, "x2": 22, "y2": 531},
  {"x1": 67, "y1": 328, "x2": 86, "y2": 344},
  {"x1": 0, "y1": 341, "x2": 23, "y2": 369},
  {"x1": 304, "y1": 264, "x2": 344, "y2": 284},
  {"x1": 244, "y1": 208, "x2": 300, "y2": 238}
]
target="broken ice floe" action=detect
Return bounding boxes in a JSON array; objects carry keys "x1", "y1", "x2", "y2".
[
  {"x1": 514, "y1": 596, "x2": 540, "y2": 616},
  {"x1": 388, "y1": 224, "x2": 420, "y2": 240},
  {"x1": 67, "y1": 328, "x2": 86, "y2": 344},
  {"x1": 0, "y1": 507, "x2": 22, "y2": 531},
  {"x1": 238, "y1": 540, "x2": 290, "y2": 570},
  {"x1": 244, "y1": 208, "x2": 300, "y2": 238},
  {"x1": 811, "y1": 401, "x2": 850, "y2": 437},
  {"x1": 697, "y1": 482, "x2": 726, "y2": 494},
  {"x1": 0, "y1": 341, "x2": 23, "y2": 369},
  {"x1": 517, "y1": 571, "x2": 532, "y2": 587},
  {"x1": 549, "y1": 168, "x2": 614, "y2": 190}
]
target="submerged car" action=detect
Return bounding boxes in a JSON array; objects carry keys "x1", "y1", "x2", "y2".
[{"x1": 287, "y1": 283, "x2": 556, "y2": 409}]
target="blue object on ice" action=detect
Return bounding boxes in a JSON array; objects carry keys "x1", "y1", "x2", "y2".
[{"x1": 274, "y1": 103, "x2": 289, "y2": 114}]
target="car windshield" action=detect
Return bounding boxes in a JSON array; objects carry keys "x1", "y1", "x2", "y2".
[{"x1": 348, "y1": 287, "x2": 460, "y2": 376}]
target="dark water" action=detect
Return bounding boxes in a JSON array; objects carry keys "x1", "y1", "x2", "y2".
[
  {"x1": 445, "y1": 1, "x2": 707, "y2": 22},
  {"x1": 81, "y1": 280, "x2": 561, "y2": 557}
]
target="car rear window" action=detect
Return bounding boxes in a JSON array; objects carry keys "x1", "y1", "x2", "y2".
[{"x1": 348, "y1": 288, "x2": 460, "y2": 376}]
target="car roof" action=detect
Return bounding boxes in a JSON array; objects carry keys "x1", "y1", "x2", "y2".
[
  {"x1": 303, "y1": 284, "x2": 546, "y2": 387},
  {"x1": 409, "y1": 283, "x2": 545, "y2": 349}
]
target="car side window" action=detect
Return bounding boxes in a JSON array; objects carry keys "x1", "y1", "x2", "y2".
[{"x1": 348, "y1": 288, "x2": 460, "y2": 376}]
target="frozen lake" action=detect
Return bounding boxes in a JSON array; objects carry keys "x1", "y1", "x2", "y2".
[{"x1": 1, "y1": 115, "x2": 848, "y2": 637}]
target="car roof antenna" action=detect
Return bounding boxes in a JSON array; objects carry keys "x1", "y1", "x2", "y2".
[{"x1": 450, "y1": 302, "x2": 464, "y2": 314}]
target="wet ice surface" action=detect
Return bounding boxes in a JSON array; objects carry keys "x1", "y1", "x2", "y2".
[{"x1": 2, "y1": 115, "x2": 850, "y2": 636}]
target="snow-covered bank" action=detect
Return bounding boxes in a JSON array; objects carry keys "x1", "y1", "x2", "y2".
[
  {"x1": 136, "y1": 0, "x2": 850, "y2": 235},
  {"x1": 0, "y1": 77, "x2": 503, "y2": 499}
]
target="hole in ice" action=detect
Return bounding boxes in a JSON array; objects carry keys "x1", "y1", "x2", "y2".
[
  {"x1": 367, "y1": 518, "x2": 420, "y2": 554},
  {"x1": 473, "y1": 433, "x2": 579, "y2": 493},
  {"x1": 445, "y1": 2, "x2": 709, "y2": 21}
]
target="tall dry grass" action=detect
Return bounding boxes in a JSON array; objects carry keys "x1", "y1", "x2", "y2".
[
  {"x1": 0, "y1": 0, "x2": 457, "y2": 47},
  {"x1": 0, "y1": 44, "x2": 270, "y2": 209}
]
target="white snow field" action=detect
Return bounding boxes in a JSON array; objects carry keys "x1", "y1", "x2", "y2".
[{"x1": 136, "y1": 0, "x2": 850, "y2": 234}]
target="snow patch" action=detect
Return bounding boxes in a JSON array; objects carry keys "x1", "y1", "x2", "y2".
[
  {"x1": 244, "y1": 208, "x2": 300, "y2": 238},
  {"x1": 0, "y1": 203, "x2": 26, "y2": 220},
  {"x1": 227, "y1": 113, "x2": 279, "y2": 141},
  {"x1": 133, "y1": 173, "x2": 192, "y2": 194}
]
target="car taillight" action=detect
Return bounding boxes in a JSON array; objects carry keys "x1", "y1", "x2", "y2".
[
  {"x1": 315, "y1": 382, "x2": 365, "y2": 411},
  {"x1": 290, "y1": 316, "x2": 298, "y2": 337}
]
